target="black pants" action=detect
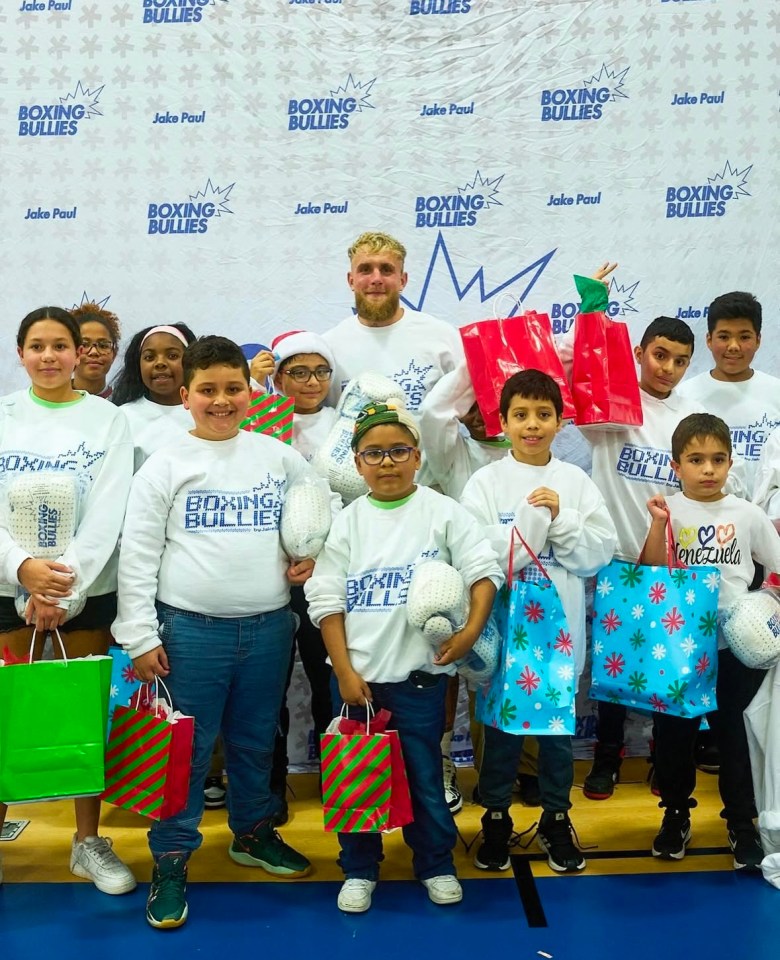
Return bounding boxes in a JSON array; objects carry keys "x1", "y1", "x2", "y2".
[
  {"x1": 272, "y1": 586, "x2": 333, "y2": 791},
  {"x1": 654, "y1": 648, "x2": 765, "y2": 824}
]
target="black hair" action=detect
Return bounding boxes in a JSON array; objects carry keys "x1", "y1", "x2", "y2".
[
  {"x1": 182, "y1": 335, "x2": 250, "y2": 388},
  {"x1": 111, "y1": 323, "x2": 196, "y2": 406},
  {"x1": 671, "y1": 413, "x2": 732, "y2": 462},
  {"x1": 639, "y1": 316, "x2": 695, "y2": 355},
  {"x1": 17, "y1": 306, "x2": 81, "y2": 349},
  {"x1": 71, "y1": 302, "x2": 121, "y2": 345},
  {"x1": 499, "y1": 369, "x2": 563, "y2": 421},
  {"x1": 707, "y1": 291, "x2": 762, "y2": 336}
]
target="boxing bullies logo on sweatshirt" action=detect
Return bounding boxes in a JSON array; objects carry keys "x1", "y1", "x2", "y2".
[
  {"x1": 666, "y1": 161, "x2": 752, "y2": 219},
  {"x1": 141, "y1": 0, "x2": 228, "y2": 24},
  {"x1": 18, "y1": 81, "x2": 103, "y2": 137},
  {"x1": 550, "y1": 277, "x2": 640, "y2": 334},
  {"x1": 732, "y1": 414, "x2": 780, "y2": 463},
  {"x1": 616, "y1": 445, "x2": 679, "y2": 487},
  {"x1": 184, "y1": 476, "x2": 285, "y2": 533},
  {"x1": 540, "y1": 63, "x2": 629, "y2": 122},
  {"x1": 415, "y1": 170, "x2": 503, "y2": 229},
  {"x1": 0, "y1": 442, "x2": 104, "y2": 479},
  {"x1": 288, "y1": 74, "x2": 376, "y2": 132},
  {"x1": 347, "y1": 563, "x2": 416, "y2": 612},
  {"x1": 147, "y1": 179, "x2": 235, "y2": 235}
]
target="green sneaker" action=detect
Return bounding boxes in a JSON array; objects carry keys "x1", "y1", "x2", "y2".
[
  {"x1": 146, "y1": 853, "x2": 188, "y2": 929},
  {"x1": 229, "y1": 820, "x2": 311, "y2": 877}
]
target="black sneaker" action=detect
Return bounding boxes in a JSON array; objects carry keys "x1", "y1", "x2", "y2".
[
  {"x1": 474, "y1": 809, "x2": 513, "y2": 872},
  {"x1": 537, "y1": 811, "x2": 586, "y2": 873},
  {"x1": 583, "y1": 743, "x2": 623, "y2": 800},
  {"x1": 514, "y1": 774, "x2": 542, "y2": 807},
  {"x1": 728, "y1": 822, "x2": 763, "y2": 871},
  {"x1": 146, "y1": 853, "x2": 188, "y2": 929},
  {"x1": 652, "y1": 808, "x2": 692, "y2": 860},
  {"x1": 229, "y1": 819, "x2": 311, "y2": 877},
  {"x1": 203, "y1": 776, "x2": 226, "y2": 810}
]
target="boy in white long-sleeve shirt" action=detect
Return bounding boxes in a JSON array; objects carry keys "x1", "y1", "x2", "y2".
[
  {"x1": 305, "y1": 401, "x2": 501, "y2": 914},
  {"x1": 113, "y1": 336, "x2": 318, "y2": 930},
  {"x1": 461, "y1": 370, "x2": 616, "y2": 874}
]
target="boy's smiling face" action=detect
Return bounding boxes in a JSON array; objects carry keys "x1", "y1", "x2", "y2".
[
  {"x1": 635, "y1": 336, "x2": 692, "y2": 399},
  {"x1": 273, "y1": 352, "x2": 331, "y2": 414},
  {"x1": 499, "y1": 394, "x2": 561, "y2": 466},
  {"x1": 182, "y1": 363, "x2": 251, "y2": 441},
  {"x1": 354, "y1": 423, "x2": 420, "y2": 501},
  {"x1": 706, "y1": 317, "x2": 760, "y2": 382}
]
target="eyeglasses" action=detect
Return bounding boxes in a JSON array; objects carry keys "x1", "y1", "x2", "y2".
[
  {"x1": 81, "y1": 339, "x2": 115, "y2": 354},
  {"x1": 356, "y1": 445, "x2": 416, "y2": 466},
  {"x1": 283, "y1": 366, "x2": 333, "y2": 383}
]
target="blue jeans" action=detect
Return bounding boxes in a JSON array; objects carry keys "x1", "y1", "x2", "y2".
[
  {"x1": 148, "y1": 602, "x2": 295, "y2": 859},
  {"x1": 479, "y1": 727, "x2": 574, "y2": 813},
  {"x1": 330, "y1": 673, "x2": 456, "y2": 882}
]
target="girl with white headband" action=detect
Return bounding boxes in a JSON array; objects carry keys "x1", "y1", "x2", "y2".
[{"x1": 112, "y1": 323, "x2": 196, "y2": 471}]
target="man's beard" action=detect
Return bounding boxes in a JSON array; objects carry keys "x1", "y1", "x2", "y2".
[{"x1": 354, "y1": 289, "x2": 401, "y2": 326}]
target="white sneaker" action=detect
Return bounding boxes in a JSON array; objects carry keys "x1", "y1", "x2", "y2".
[
  {"x1": 337, "y1": 878, "x2": 377, "y2": 913},
  {"x1": 70, "y1": 835, "x2": 137, "y2": 895},
  {"x1": 442, "y1": 757, "x2": 463, "y2": 815},
  {"x1": 422, "y1": 874, "x2": 463, "y2": 905}
]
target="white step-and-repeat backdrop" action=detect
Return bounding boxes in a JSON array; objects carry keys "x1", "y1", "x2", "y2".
[{"x1": 2, "y1": 0, "x2": 777, "y2": 765}]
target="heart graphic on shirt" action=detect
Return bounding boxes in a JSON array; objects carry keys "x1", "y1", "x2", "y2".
[
  {"x1": 698, "y1": 525, "x2": 716, "y2": 548},
  {"x1": 678, "y1": 527, "x2": 697, "y2": 549},
  {"x1": 716, "y1": 523, "x2": 735, "y2": 546}
]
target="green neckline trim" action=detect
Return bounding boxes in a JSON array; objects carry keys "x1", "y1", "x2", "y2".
[
  {"x1": 367, "y1": 490, "x2": 417, "y2": 510},
  {"x1": 29, "y1": 387, "x2": 86, "y2": 409}
]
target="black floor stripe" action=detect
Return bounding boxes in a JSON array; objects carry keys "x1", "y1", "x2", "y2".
[{"x1": 511, "y1": 854, "x2": 548, "y2": 927}]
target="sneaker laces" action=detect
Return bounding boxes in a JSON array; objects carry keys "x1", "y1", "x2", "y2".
[
  {"x1": 528, "y1": 816, "x2": 597, "y2": 854},
  {"x1": 459, "y1": 821, "x2": 535, "y2": 855},
  {"x1": 83, "y1": 836, "x2": 119, "y2": 866}
]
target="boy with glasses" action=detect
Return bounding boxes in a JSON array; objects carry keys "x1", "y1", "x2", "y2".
[
  {"x1": 71, "y1": 302, "x2": 120, "y2": 399},
  {"x1": 305, "y1": 401, "x2": 501, "y2": 913}
]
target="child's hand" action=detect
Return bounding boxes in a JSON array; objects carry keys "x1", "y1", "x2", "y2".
[
  {"x1": 17, "y1": 558, "x2": 74, "y2": 597},
  {"x1": 338, "y1": 669, "x2": 372, "y2": 707},
  {"x1": 249, "y1": 350, "x2": 276, "y2": 386},
  {"x1": 592, "y1": 261, "x2": 618, "y2": 285},
  {"x1": 434, "y1": 628, "x2": 477, "y2": 666},
  {"x1": 287, "y1": 558, "x2": 315, "y2": 585},
  {"x1": 133, "y1": 647, "x2": 170, "y2": 682},
  {"x1": 647, "y1": 495, "x2": 669, "y2": 522},
  {"x1": 527, "y1": 487, "x2": 560, "y2": 520},
  {"x1": 27, "y1": 595, "x2": 67, "y2": 632}
]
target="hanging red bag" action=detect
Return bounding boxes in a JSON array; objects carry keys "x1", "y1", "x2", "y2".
[{"x1": 460, "y1": 311, "x2": 575, "y2": 436}]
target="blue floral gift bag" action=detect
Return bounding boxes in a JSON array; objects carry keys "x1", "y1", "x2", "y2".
[
  {"x1": 589, "y1": 542, "x2": 720, "y2": 718},
  {"x1": 476, "y1": 529, "x2": 576, "y2": 736}
]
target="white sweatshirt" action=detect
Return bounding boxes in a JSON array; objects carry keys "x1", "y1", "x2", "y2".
[
  {"x1": 581, "y1": 388, "x2": 705, "y2": 562},
  {"x1": 322, "y1": 309, "x2": 463, "y2": 412},
  {"x1": 753, "y1": 429, "x2": 780, "y2": 520},
  {"x1": 293, "y1": 406, "x2": 338, "y2": 463},
  {"x1": 304, "y1": 485, "x2": 502, "y2": 683},
  {"x1": 0, "y1": 388, "x2": 133, "y2": 599},
  {"x1": 119, "y1": 397, "x2": 194, "y2": 471},
  {"x1": 679, "y1": 370, "x2": 780, "y2": 496},
  {"x1": 461, "y1": 455, "x2": 616, "y2": 677},
  {"x1": 664, "y1": 492, "x2": 780, "y2": 648},
  {"x1": 113, "y1": 430, "x2": 315, "y2": 659}
]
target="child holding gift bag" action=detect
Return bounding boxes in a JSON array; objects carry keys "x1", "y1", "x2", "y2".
[
  {"x1": 305, "y1": 401, "x2": 501, "y2": 913},
  {"x1": 461, "y1": 370, "x2": 616, "y2": 874},
  {"x1": 0, "y1": 306, "x2": 135, "y2": 894},
  {"x1": 113, "y1": 336, "x2": 323, "y2": 929},
  {"x1": 643, "y1": 413, "x2": 780, "y2": 867}
]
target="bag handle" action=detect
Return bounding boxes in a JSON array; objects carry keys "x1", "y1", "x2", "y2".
[
  {"x1": 507, "y1": 526, "x2": 551, "y2": 590},
  {"x1": 340, "y1": 700, "x2": 374, "y2": 733},
  {"x1": 28, "y1": 628, "x2": 66, "y2": 664},
  {"x1": 637, "y1": 513, "x2": 682, "y2": 572},
  {"x1": 131, "y1": 675, "x2": 174, "y2": 711}
]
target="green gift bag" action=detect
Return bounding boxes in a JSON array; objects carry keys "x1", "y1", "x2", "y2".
[{"x1": 0, "y1": 632, "x2": 112, "y2": 803}]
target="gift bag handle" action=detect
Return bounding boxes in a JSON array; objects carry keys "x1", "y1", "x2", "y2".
[
  {"x1": 340, "y1": 700, "x2": 374, "y2": 733},
  {"x1": 637, "y1": 513, "x2": 683, "y2": 572},
  {"x1": 508, "y1": 526, "x2": 551, "y2": 590},
  {"x1": 28, "y1": 628, "x2": 67, "y2": 664},
  {"x1": 131, "y1": 675, "x2": 174, "y2": 711}
]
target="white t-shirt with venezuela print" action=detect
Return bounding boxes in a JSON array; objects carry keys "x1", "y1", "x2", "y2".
[{"x1": 664, "y1": 491, "x2": 780, "y2": 648}]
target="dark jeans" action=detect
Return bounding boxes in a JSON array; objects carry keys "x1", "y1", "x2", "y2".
[
  {"x1": 479, "y1": 727, "x2": 573, "y2": 813},
  {"x1": 272, "y1": 586, "x2": 333, "y2": 791},
  {"x1": 330, "y1": 672, "x2": 456, "y2": 882},
  {"x1": 654, "y1": 648, "x2": 766, "y2": 825}
]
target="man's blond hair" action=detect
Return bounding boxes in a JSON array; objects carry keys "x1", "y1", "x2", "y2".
[{"x1": 347, "y1": 231, "x2": 406, "y2": 265}]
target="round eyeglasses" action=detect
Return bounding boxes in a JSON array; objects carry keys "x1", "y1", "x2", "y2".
[
  {"x1": 283, "y1": 366, "x2": 333, "y2": 383},
  {"x1": 356, "y1": 446, "x2": 415, "y2": 466},
  {"x1": 80, "y1": 339, "x2": 115, "y2": 354}
]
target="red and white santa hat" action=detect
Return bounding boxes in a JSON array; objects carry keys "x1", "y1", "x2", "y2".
[{"x1": 271, "y1": 330, "x2": 335, "y2": 373}]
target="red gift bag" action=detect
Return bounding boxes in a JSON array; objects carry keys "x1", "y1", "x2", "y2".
[
  {"x1": 571, "y1": 312, "x2": 643, "y2": 427},
  {"x1": 460, "y1": 311, "x2": 575, "y2": 436},
  {"x1": 239, "y1": 391, "x2": 295, "y2": 443},
  {"x1": 101, "y1": 684, "x2": 194, "y2": 820}
]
